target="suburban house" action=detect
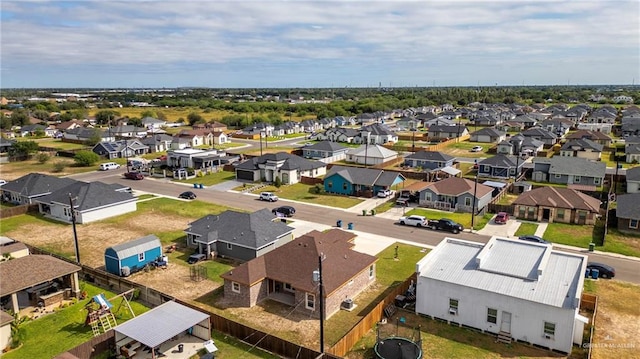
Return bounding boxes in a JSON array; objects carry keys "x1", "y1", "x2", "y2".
[
  {"x1": 140, "y1": 116, "x2": 166, "y2": 129},
  {"x1": 615, "y1": 193, "x2": 640, "y2": 234},
  {"x1": 357, "y1": 123, "x2": 398, "y2": 145},
  {"x1": 418, "y1": 177, "x2": 493, "y2": 213},
  {"x1": 108, "y1": 125, "x2": 148, "y2": 139},
  {"x1": 469, "y1": 128, "x2": 506, "y2": 143},
  {"x1": 532, "y1": 157, "x2": 606, "y2": 189},
  {"x1": 316, "y1": 127, "x2": 360, "y2": 143},
  {"x1": 140, "y1": 134, "x2": 173, "y2": 153},
  {"x1": 395, "y1": 117, "x2": 422, "y2": 131},
  {"x1": 512, "y1": 187, "x2": 601, "y2": 224},
  {"x1": 166, "y1": 148, "x2": 231, "y2": 170},
  {"x1": 0, "y1": 255, "x2": 82, "y2": 315},
  {"x1": 496, "y1": 121, "x2": 525, "y2": 133},
  {"x1": 540, "y1": 118, "x2": 573, "y2": 137},
  {"x1": 415, "y1": 237, "x2": 587, "y2": 354},
  {"x1": 625, "y1": 166, "x2": 640, "y2": 193},
  {"x1": 477, "y1": 155, "x2": 526, "y2": 179},
  {"x1": 302, "y1": 141, "x2": 350, "y2": 162},
  {"x1": 0, "y1": 137, "x2": 15, "y2": 153},
  {"x1": 105, "y1": 235, "x2": 163, "y2": 276},
  {"x1": 403, "y1": 151, "x2": 455, "y2": 171},
  {"x1": 512, "y1": 114, "x2": 538, "y2": 128},
  {"x1": 185, "y1": 209, "x2": 295, "y2": 261},
  {"x1": 324, "y1": 165, "x2": 406, "y2": 197},
  {"x1": 212, "y1": 131, "x2": 229, "y2": 145},
  {"x1": 92, "y1": 139, "x2": 150, "y2": 159},
  {"x1": 624, "y1": 136, "x2": 640, "y2": 163},
  {"x1": 586, "y1": 106, "x2": 617, "y2": 124},
  {"x1": 496, "y1": 135, "x2": 544, "y2": 156},
  {"x1": 558, "y1": 139, "x2": 603, "y2": 160},
  {"x1": 34, "y1": 180, "x2": 137, "y2": 224},
  {"x1": 220, "y1": 229, "x2": 377, "y2": 319},
  {"x1": 346, "y1": 144, "x2": 398, "y2": 166},
  {"x1": 234, "y1": 152, "x2": 326, "y2": 184},
  {"x1": 193, "y1": 121, "x2": 228, "y2": 132},
  {"x1": 1, "y1": 173, "x2": 76, "y2": 205},
  {"x1": 520, "y1": 127, "x2": 558, "y2": 146},
  {"x1": 565, "y1": 130, "x2": 612, "y2": 147},
  {"x1": 62, "y1": 127, "x2": 114, "y2": 143},
  {"x1": 0, "y1": 237, "x2": 30, "y2": 262},
  {"x1": 18, "y1": 124, "x2": 57, "y2": 137},
  {"x1": 1, "y1": 311, "x2": 11, "y2": 351},
  {"x1": 428, "y1": 124, "x2": 469, "y2": 140}
]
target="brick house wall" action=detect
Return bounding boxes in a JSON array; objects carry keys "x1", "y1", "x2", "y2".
[
  {"x1": 513, "y1": 205, "x2": 597, "y2": 225},
  {"x1": 617, "y1": 218, "x2": 640, "y2": 234},
  {"x1": 223, "y1": 279, "x2": 268, "y2": 307}
]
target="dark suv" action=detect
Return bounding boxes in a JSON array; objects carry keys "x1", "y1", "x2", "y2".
[{"x1": 187, "y1": 253, "x2": 206, "y2": 264}]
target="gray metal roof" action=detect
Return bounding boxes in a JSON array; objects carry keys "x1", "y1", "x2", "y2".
[
  {"x1": 418, "y1": 237, "x2": 586, "y2": 309},
  {"x1": 616, "y1": 193, "x2": 640, "y2": 219},
  {"x1": 108, "y1": 235, "x2": 161, "y2": 259},
  {"x1": 114, "y1": 301, "x2": 209, "y2": 348}
]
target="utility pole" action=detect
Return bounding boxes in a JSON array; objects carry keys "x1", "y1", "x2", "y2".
[
  {"x1": 471, "y1": 172, "x2": 479, "y2": 232},
  {"x1": 313, "y1": 255, "x2": 325, "y2": 354},
  {"x1": 69, "y1": 194, "x2": 80, "y2": 264}
]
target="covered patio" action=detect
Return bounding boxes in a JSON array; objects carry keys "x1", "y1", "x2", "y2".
[{"x1": 114, "y1": 301, "x2": 212, "y2": 359}]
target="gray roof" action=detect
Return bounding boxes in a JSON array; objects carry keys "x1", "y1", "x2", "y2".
[
  {"x1": 325, "y1": 165, "x2": 404, "y2": 187},
  {"x1": 304, "y1": 141, "x2": 348, "y2": 152},
  {"x1": 405, "y1": 150, "x2": 454, "y2": 162},
  {"x1": 534, "y1": 157, "x2": 606, "y2": 177},
  {"x1": 560, "y1": 138, "x2": 603, "y2": 152},
  {"x1": 361, "y1": 123, "x2": 395, "y2": 136},
  {"x1": 187, "y1": 209, "x2": 294, "y2": 249},
  {"x1": 626, "y1": 166, "x2": 640, "y2": 182},
  {"x1": 472, "y1": 127, "x2": 505, "y2": 137},
  {"x1": 616, "y1": 193, "x2": 640, "y2": 219},
  {"x1": 478, "y1": 154, "x2": 519, "y2": 167},
  {"x1": 34, "y1": 181, "x2": 136, "y2": 211},
  {"x1": 418, "y1": 237, "x2": 585, "y2": 309},
  {"x1": 114, "y1": 301, "x2": 209, "y2": 348},
  {"x1": 107, "y1": 235, "x2": 161, "y2": 259},
  {"x1": 346, "y1": 144, "x2": 397, "y2": 158},
  {"x1": 521, "y1": 127, "x2": 557, "y2": 139},
  {"x1": 1, "y1": 173, "x2": 76, "y2": 198},
  {"x1": 235, "y1": 152, "x2": 325, "y2": 171}
]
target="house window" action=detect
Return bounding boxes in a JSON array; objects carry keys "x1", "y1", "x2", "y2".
[
  {"x1": 630, "y1": 219, "x2": 639, "y2": 229},
  {"x1": 487, "y1": 308, "x2": 497, "y2": 324},
  {"x1": 543, "y1": 322, "x2": 556, "y2": 339},
  {"x1": 343, "y1": 183, "x2": 348, "y2": 190},
  {"x1": 449, "y1": 298, "x2": 459, "y2": 315},
  {"x1": 578, "y1": 211, "x2": 587, "y2": 220},
  {"x1": 574, "y1": 176, "x2": 581, "y2": 183},
  {"x1": 369, "y1": 265, "x2": 375, "y2": 278},
  {"x1": 594, "y1": 177, "x2": 601, "y2": 185},
  {"x1": 555, "y1": 174, "x2": 561, "y2": 179},
  {"x1": 328, "y1": 181, "x2": 332, "y2": 189},
  {"x1": 284, "y1": 283, "x2": 294, "y2": 292},
  {"x1": 464, "y1": 197, "x2": 472, "y2": 206},
  {"x1": 556, "y1": 209, "x2": 565, "y2": 220},
  {"x1": 519, "y1": 207, "x2": 525, "y2": 217},
  {"x1": 482, "y1": 165, "x2": 490, "y2": 173},
  {"x1": 138, "y1": 253, "x2": 145, "y2": 262},
  {"x1": 227, "y1": 243, "x2": 233, "y2": 250},
  {"x1": 306, "y1": 293, "x2": 315, "y2": 310},
  {"x1": 528, "y1": 207, "x2": 535, "y2": 216},
  {"x1": 232, "y1": 282, "x2": 240, "y2": 293},
  {"x1": 425, "y1": 193, "x2": 432, "y2": 201}
]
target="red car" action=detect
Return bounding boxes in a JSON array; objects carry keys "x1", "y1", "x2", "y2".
[
  {"x1": 495, "y1": 212, "x2": 509, "y2": 224},
  {"x1": 123, "y1": 172, "x2": 144, "y2": 180}
]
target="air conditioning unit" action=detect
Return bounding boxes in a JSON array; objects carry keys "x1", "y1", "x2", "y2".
[
  {"x1": 449, "y1": 308, "x2": 458, "y2": 315},
  {"x1": 341, "y1": 299, "x2": 354, "y2": 311},
  {"x1": 544, "y1": 334, "x2": 553, "y2": 340}
]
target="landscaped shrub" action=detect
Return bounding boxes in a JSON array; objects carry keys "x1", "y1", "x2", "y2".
[
  {"x1": 36, "y1": 153, "x2": 50, "y2": 164},
  {"x1": 73, "y1": 150, "x2": 100, "y2": 167},
  {"x1": 52, "y1": 161, "x2": 66, "y2": 173}
]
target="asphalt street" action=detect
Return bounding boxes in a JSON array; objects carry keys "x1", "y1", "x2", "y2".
[{"x1": 71, "y1": 167, "x2": 639, "y2": 284}]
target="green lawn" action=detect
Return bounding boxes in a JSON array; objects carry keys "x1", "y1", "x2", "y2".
[
  {"x1": 407, "y1": 208, "x2": 493, "y2": 230},
  {"x1": 601, "y1": 228, "x2": 640, "y2": 257},
  {"x1": 2, "y1": 282, "x2": 150, "y2": 359},
  {"x1": 543, "y1": 222, "x2": 640, "y2": 256},
  {"x1": 28, "y1": 138, "x2": 90, "y2": 151},
  {"x1": 543, "y1": 223, "x2": 596, "y2": 249},
  {"x1": 514, "y1": 222, "x2": 538, "y2": 237},
  {"x1": 177, "y1": 170, "x2": 236, "y2": 186},
  {"x1": 256, "y1": 184, "x2": 364, "y2": 209}
]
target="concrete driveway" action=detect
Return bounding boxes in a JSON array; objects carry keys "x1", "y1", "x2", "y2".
[{"x1": 476, "y1": 214, "x2": 548, "y2": 238}]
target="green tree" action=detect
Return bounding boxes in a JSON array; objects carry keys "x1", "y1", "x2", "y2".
[
  {"x1": 74, "y1": 150, "x2": 100, "y2": 167},
  {"x1": 32, "y1": 109, "x2": 50, "y2": 121},
  {"x1": 187, "y1": 112, "x2": 204, "y2": 126},
  {"x1": 9, "y1": 140, "x2": 39, "y2": 157},
  {"x1": 9, "y1": 109, "x2": 29, "y2": 126},
  {"x1": 94, "y1": 110, "x2": 120, "y2": 125},
  {"x1": 84, "y1": 128, "x2": 103, "y2": 146}
]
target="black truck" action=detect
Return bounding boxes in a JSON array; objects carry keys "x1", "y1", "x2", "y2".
[{"x1": 427, "y1": 218, "x2": 464, "y2": 234}]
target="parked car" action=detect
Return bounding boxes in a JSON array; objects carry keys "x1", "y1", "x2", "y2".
[
  {"x1": 0, "y1": 180, "x2": 6, "y2": 186},
  {"x1": 377, "y1": 189, "x2": 391, "y2": 198},
  {"x1": 259, "y1": 192, "x2": 279, "y2": 202},
  {"x1": 470, "y1": 146, "x2": 483, "y2": 152},
  {"x1": 178, "y1": 191, "x2": 197, "y2": 200},
  {"x1": 99, "y1": 162, "x2": 120, "y2": 171},
  {"x1": 187, "y1": 253, "x2": 206, "y2": 264},
  {"x1": 518, "y1": 235, "x2": 549, "y2": 244},
  {"x1": 272, "y1": 206, "x2": 296, "y2": 217},
  {"x1": 123, "y1": 172, "x2": 144, "y2": 180},
  {"x1": 399, "y1": 215, "x2": 427, "y2": 227},
  {"x1": 586, "y1": 262, "x2": 615, "y2": 279},
  {"x1": 494, "y1": 212, "x2": 509, "y2": 224},
  {"x1": 427, "y1": 218, "x2": 463, "y2": 234}
]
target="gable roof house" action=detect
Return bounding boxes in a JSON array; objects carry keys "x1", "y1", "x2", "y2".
[
  {"x1": 418, "y1": 177, "x2": 494, "y2": 213},
  {"x1": 234, "y1": 152, "x2": 327, "y2": 184},
  {"x1": 109, "y1": 125, "x2": 148, "y2": 139},
  {"x1": 324, "y1": 165, "x2": 405, "y2": 197},
  {"x1": 176, "y1": 129, "x2": 216, "y2": 146},
  {"x1": 558, "y1": 138, "x2": 603, "y2": 160},
  {"x1": 302, "y1": 141, "x2": 350, "y2": 162},
  {"x1": 540, "y1": 118, "x2": 574, "y2": 137},
  {"x1": 140, "y1": 133, "x2": 173, "y2": 153},
  {"x1": 565, "y1": 130, "x2": 612, "y2": 147},
  {"x1": 0, "y1": 237, "x2": 29, "y2": 262},
  {"x1": 62, "y1": 127, "x2": 114, "y2": 143},
  {"x1": 18, "y1": 124, "x2": 56, "y2": 138},
  {"x1": 185, "y1": 209, "x2": 295, "y2": 261},
  {"x1": 469, "y1": 128, "x2": 506, "y2": 143},
  {"x1": 512, "y1": 186, "x2": 601, "y2": 224},
  {"x1": 166, "y1": 148, "x2": 230, "y2": 170},
  {"x1": 415, "y1": 237, "x2": 587, "y2": 354},
  {"x1": 624, "y1": 136, "x2": 640, "y2": 163},
  {"x1": 496, "y1": 135, "x2": 544, "y2": 156},
  {"x1": 357, "y1": 123, "x2": 398, "y2": 145},
  {"x1": 403, "y1": 151, "x2": 455, "y2": 171},
  {"x1": 520, "y1": 127, "x2": 558, "y2": 146},
  {"x1": 1, "y1": 173, "x2": 76, "y2": 205},
  {"x1": 532, "y1": 157, "x2": 606, "y2": 189},
  {"x1": 496, "y1": 121, "x2": 526, "y2": 133},
  {"x1": 615, "y1": 193, "x2": 640, "y2": 234},
  {"x1": 220, "y1": 229, "x2": 377, "y2": 319},
  {"x1": 140, "y1": 116, "x2": 166, "y2": 129},
  {"x1": 92, "y1": 139, "x2": 150, "y2": 159},
  {"x1": 34, "y1": 180, "x2": 137, "y2": 224},
  {"x1": 586, "y1": 107, "x2": 617, "y2": 124},
  {"x1": 316, "y1": 127, "x2": 360, "y2": 143},
  {"x1": 428, "y1": 124, "x2": 469, "y2": 140},
  {"x1": 625, "y1": 166, "x2": 640, "y2": 193},
  {"x1": 105, "y1": 235, "x2": 163, "y2": 276},
  {"x1": 512, "y1": 114, "x2": 538, "y2": 129},
  {"x1": 477, "y1": 154, "x2": 525, "y2": 179},
  {"x1": 346, "y1": 144, "x2": 398, "y2": 166},
  {"x1": 395, "y1": 117, "x2": 422, "y2": 131}
]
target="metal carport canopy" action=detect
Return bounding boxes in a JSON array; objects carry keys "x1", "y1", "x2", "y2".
[{"x1": 114, "y1": 301, "x2": 209, "y2": 348}]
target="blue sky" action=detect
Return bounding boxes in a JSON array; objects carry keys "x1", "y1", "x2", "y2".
[{"x1": 1, "y1": 0, "x2": 638, "y2": 88}]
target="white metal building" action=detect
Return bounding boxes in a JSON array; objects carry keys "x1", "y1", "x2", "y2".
[{"x1": 415, "y1": 237, "x2": 588, "y2": 354}]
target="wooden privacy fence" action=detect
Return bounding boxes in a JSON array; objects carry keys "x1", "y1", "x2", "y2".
[
  {"x1": 0, "y1": 204, "x2": 39, "y2": 219},
  {"x1": 56, "y1": 331, "x2": 114, "y2": 359}
]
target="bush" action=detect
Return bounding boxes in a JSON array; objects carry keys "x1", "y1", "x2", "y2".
[
  {"x1": 52, "y1": 161, "x2": 66, "y2": 172},
  {"x1": 36, "y1": 152, "x2": 50, "y2": 164},
  {"x1": 73, "y1": 150, "x2": 100, "y2": 167},
  {"x1": 274, "y1": 177, "x2": 282, "y2": 188},
  {"x1": 314, "y1": 183, "x2": 324, "y2": 194}
]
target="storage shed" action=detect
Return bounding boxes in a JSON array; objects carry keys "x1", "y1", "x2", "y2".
[{"x1": 105, "y1": 235, "x2": 162, "y2": 276}]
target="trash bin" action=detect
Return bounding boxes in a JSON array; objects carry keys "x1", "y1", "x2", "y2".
[
  {"x1": 199, "y1": 183, "x2": 204, "y2": 189},
  {"x1": 588, "y1": 242, "x2": 595, "y2": 252},
  {"x1": 591, "y1": 269, "x2": 600, "y2": 279},
  {"x1": 348, "y1": 222, "x2": 353, "y2": 230},
  {"x1": 362, "y1": 209, "x2": 367, "y2": 216},
  {"x1": 370, "y1": 209, "x2": 376, "y2": 216},
  {"x1": 585, "y1": 269, "x2": 591, "y2": 278},
  {"x1": 193, "y1": 183, "x2": 198, "y2": 188},
  {"x1": 337, "y1": 220, "x2": 342, "y2": 228},
  {"x1": 178, "y1": 344, "x2": 184, "y2": 353}
]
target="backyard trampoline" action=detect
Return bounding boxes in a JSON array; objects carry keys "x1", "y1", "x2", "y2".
[{"x1": 374, "y1": 336, "x2": 422, "y2": 359}]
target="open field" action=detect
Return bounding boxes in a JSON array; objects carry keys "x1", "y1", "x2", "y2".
[
  {"x1": 87, "y1": 107, "x2": 318, "y2": 123},
  {"x1": 440, "y1": 140, "x2": 492, "y2": 158},
  {"x1": 0, "y1": 157, "x2": 94, "y2": 181},
  {"x1": 253, "y1": 183, "x2": 364, "y2": 209},
  {"x1": 544, "y1": 223, "x2": 640, "y2": 257}
]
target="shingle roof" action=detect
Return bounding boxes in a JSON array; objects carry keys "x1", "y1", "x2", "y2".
[
  {"x1": 404, "y1": 150, "x2": 454, "y2": 162},
  {"x1": 35, "y1": 181, "x2": 136, "y2": 211},
  {"x1": 325, "y1": 165, "x2": 404, "y2": 187},
  {"x1": 346, "y1": 144, "x2": 397, "y2": 158},
  {"x1": 107, "y1": 235, "x2": 161, "y2": 259},
  {"x1": 478, "y1": 154, "x2": 519, "y2": 167},
  {"x1": 187, "y1": 209, "x2": 294, "y2": 249},
  {"x1": 626, "y1": 166, "x2": 640, "y2": 182},
  {"x1": 472, "y1": 127, "x2": 505, "y2": 137},
  {"x1": 560, "y1": 138, "x2": 603, "y2": 152},
  {"x1": 521, "y1": 127, "x2": 557, "y2": 139},
  {"x1": 235, "y1": 152, "x2": 325, "y2": 171},
  {"x1": 566, "y1": 130, "x2": 611, "y2": 141},
  {"x1": 304, "y1": 141, "x2": 348, "y2": 152},
  {"x1": 423, "y1": 177, "x2": 493, "y2": 198},
  {"x1": 534, "y1": 157, "x2": 606, "y2": 177},
  {"x1": 1, "y1": 173, "x2": 76, "y2": 198},
  {"x1": 221, "y1": 229, "x2": 377, "y2": 295},
  {"x1": 0, "y1": 255, "x2": 81, "y2": 296},
  {"x1": 615, "y1": 193, "x2": 640, "y2": 219},
  {"x1": 512, "y1": 187, "x2": 601, "y2": 211}
]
